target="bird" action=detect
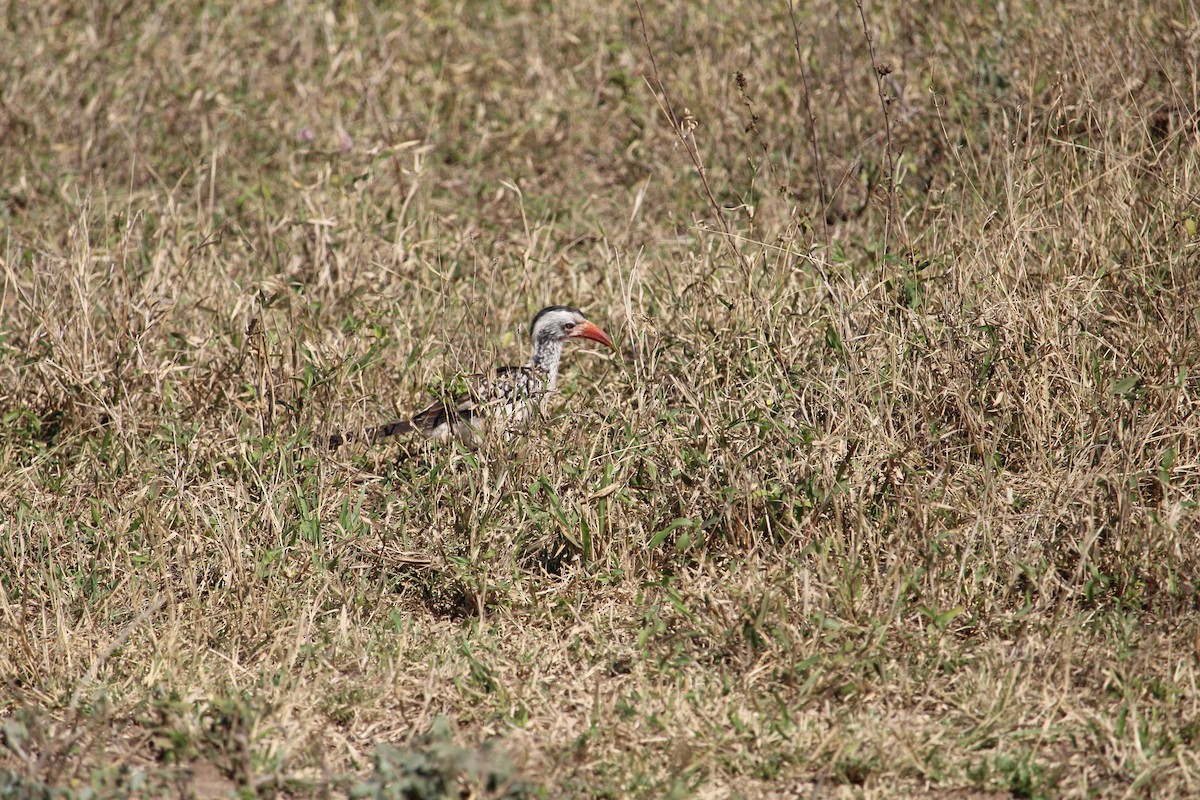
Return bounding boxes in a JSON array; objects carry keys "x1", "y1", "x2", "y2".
[{"x1": 328, "y1": 305, "x2": 615, "y2": 449}]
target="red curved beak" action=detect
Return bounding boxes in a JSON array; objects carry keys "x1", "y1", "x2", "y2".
[{"x1": 572, "y1": 320, "x2": 615, "y2": 351}]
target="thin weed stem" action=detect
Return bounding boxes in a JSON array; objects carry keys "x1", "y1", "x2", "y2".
[{"x1": 854, "y1": 0, "x2": 901, "y2": 255}]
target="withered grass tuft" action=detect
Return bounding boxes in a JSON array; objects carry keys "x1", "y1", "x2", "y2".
[{"x1": 2, "y1": 1, "x2": 1198, "y2": 798}]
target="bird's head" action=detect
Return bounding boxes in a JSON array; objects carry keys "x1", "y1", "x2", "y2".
[{"x1": 530, "y1": 305, "x2": 615, "y2": 350}]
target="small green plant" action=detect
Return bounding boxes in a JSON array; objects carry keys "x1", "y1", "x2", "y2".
[
  {"x1": 0, "y1": 769, "x2": 56, "y2": 800},
  {"x1": 350, "y1": 718, "x2": 537, "y2": 800}
]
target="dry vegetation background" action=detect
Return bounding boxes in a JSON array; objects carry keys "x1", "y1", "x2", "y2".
[{"x1": 2, "y1": 0, "x2": 1200, "y2": 798}]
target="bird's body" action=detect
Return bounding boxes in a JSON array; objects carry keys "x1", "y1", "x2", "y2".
[{"x1": 329, "y1": 306, "x2": 614, "y2": 449}]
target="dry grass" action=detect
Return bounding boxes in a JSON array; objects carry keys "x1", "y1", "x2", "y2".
[{"x1": 2, "y1": 1, "x2": 1199, "y2": 797}]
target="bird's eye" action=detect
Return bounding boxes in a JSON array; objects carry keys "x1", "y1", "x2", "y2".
[{"x1": 564, "y1": 322, "x2": 576, "y2": 330}]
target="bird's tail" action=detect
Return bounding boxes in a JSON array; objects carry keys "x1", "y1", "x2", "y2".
[
  {"x1": 368, "y1": 419, "x2": 416, "y2": 440},
  {"x1": 327, "y1": 419, "x2": 415, "y2": 449}
]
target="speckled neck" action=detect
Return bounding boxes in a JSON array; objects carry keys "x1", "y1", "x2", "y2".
[{"x1": 528, "y1": 337, "x2": 563, "y2": 391}]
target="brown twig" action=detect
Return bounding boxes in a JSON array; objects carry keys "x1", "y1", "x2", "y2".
[
  {"x1": 853, "y1": 0, "x2": 899, "y2": 254},
  {"x1": 634, "y1": 0, "x2": 749, "y2": 278},
  {"x1": 784, "y1": 0, "x2": 830, "y2": 244},
  {"x1": 40, "y1": 594, "x2": 167, "y2": 784}
]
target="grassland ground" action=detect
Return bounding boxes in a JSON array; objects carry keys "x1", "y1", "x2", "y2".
[{"x1": 2, "y1": 1, "x2": 1199, "y2": 798}]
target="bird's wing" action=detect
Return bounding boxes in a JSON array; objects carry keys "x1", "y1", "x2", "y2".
[
  {"x1": 474, "y1": 366, "x2": 548, "y2": 411},
  {"x1": 417, "y1": 366, "x2": 547, "y2": 430},
  {"x1": 407, "y1": 372, "x2": 501, "y2": 438},
  {"x1": 409, "y1": 396, "x2": 472, "y2": 434},
  {"x1": 329, "y1": 367, "x2": 550, "y2": 448}
]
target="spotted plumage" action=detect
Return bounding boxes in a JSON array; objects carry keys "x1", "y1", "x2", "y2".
[{"x1": 329, "y1": 306, "x2": 614, "y2": 448}]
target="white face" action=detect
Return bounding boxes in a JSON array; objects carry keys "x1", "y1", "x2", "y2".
[{"x1": 531, "y1": 308, "x2": 587, "y2": 343}]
